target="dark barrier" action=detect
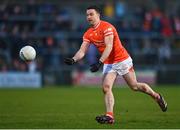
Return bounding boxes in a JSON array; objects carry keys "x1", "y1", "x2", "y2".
[
  {"x1": 43, "y1": 68, "x2": 72, "y2": 86},
  {"x1": 157, "y1": 69, "x2": 180, "y2": 84},
  {"x1": 56, "y1": 69, "x2": 72, "y2": 85}
]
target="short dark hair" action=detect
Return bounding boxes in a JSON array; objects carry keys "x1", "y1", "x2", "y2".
[{"x1": 87, "y1": 5, "x2": 101, "y2": 14}]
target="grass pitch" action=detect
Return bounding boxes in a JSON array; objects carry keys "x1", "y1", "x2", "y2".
[{"x1": 0, "y1": 85, "x2": 180, "y2": 129}]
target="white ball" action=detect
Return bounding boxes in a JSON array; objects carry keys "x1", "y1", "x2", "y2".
[{"x1": 19, "y1": 45, "x2": 36, "y2": 61}]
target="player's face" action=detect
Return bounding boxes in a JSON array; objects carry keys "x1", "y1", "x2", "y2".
[{"x1": 86, "y1": 9, "x2": 100, "y2": 26}]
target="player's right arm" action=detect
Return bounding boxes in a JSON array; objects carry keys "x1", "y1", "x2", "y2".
[
  {"x1": 64, "y1": 30, "x2": 90, "y2": 65},
  {"x1": 72, "y1": 41, "x2": 90, "y2": 62},
  {"x1": 64, "y1": 41, "x2": 90, "y2": 65}
]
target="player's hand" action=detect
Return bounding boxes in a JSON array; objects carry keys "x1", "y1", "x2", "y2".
[
  {"x1": 90, "y1": 61, "x2": 103, "y2": 72},
  {"x1": 64, "y1": 58, "x2": 75, "y2": 65}
]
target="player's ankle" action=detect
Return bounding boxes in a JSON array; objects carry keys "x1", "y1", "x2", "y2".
[
  {"x1": 154, "y1": 93, "x2": 160, "y2": 100},
  {"x1": 106, "y1": 112, "x2": 114, "y2": 118}
]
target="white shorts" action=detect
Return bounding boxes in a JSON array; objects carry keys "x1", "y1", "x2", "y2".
[{"x1": 103, "y1": 57, "x2": 133, "y2": 75}]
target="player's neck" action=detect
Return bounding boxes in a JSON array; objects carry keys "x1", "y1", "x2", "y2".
[{"x1": 92, "y1": 20, "x2": 101, "y2": 29}]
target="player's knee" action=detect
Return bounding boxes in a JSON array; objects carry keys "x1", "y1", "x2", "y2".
[
  {"x1": 102, "y1": 84, "x2": 112, "y2": 94},
  {"x1": 128, "y1": 82, "x2": 139, "y2": 91}
]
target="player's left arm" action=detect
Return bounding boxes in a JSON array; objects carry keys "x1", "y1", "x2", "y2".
[
  {"x1": 90, "y1": 34, "x2": 113, "y2": 72},
  {"x1": 99, "y1": 34, "x2": 114, "y2": 63}
]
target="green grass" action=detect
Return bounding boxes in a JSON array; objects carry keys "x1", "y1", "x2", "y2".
[{"x1": 0, "y1": 86, "x2": 180, "y2": 129}]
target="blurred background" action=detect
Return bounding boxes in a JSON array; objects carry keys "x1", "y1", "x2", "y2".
[{"x1": 0, "y1": 0, "x2": 180, "y2": 88}]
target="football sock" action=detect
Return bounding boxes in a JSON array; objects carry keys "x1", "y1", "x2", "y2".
[{"x1": 106, "y1": 112, "x2": 114, "y2": 118}]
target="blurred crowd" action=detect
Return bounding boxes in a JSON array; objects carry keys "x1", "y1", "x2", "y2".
[{"x1": 0, "y1": 0, "x2": 180, "y2": 72}]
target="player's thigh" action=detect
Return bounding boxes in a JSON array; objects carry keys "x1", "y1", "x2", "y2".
[
  {"x1": 122, "y1": 69, "x2": 138, "y2": 88},
  {"x1": 102, "y1": 72, "x2": 117, "y2": 89}
]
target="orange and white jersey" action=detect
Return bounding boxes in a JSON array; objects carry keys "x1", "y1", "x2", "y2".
[{"x1": 83, "y1": 20, "x2": 129, "y2": 64}]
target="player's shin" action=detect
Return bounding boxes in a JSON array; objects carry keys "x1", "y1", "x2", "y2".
[
  {"x1": 104, "y1": 91, "x2": 114, "y2": 117},
  {"x1": 137, "y1": 82, "x2": 159, "y2": 99}
]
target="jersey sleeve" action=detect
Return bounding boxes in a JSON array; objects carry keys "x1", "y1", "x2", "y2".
[
  {"x1": 103, "y1": 25, "x2": 114, "y2": 36},
  {"x1": 83, "y1": 31, "x2": 90, "y2": 43}
]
